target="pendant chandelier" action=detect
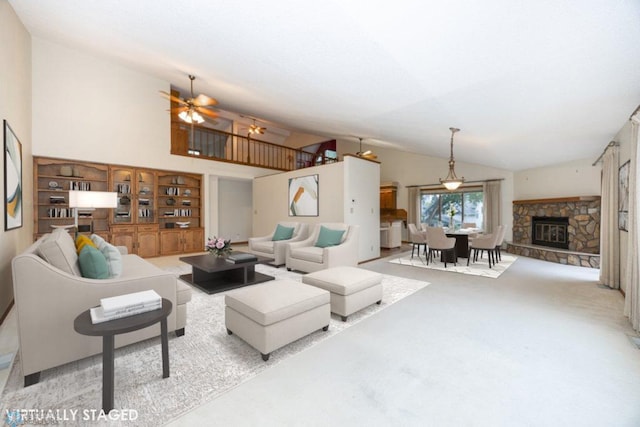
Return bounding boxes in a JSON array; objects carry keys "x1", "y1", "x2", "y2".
[{"x1": 439, "y1": 127, "x2": 465, "y2": 191}]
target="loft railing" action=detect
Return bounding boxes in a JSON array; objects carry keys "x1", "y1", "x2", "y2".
[{"x1": 171, "y1": 122, "x2": 337, "y2": 171}]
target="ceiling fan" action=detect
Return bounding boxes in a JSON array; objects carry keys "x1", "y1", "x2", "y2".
[
  {"x1": 356, "y1": 137, "x2": 377, "y2": 160},
  {"x1": 248, "y1": 118, "x2": 266, "y2": 135},
  {"x1": 160, "y1": 75, "x2": 218, "y2": 124}
]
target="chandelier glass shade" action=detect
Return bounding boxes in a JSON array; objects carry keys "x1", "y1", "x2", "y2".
[{"x1": 439, "y1": 127, "x2": 465, "y2": 191}]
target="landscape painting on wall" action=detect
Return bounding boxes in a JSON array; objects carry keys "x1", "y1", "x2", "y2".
[
  {"x1": 619, "y1": 160, "x2": 630, "y2": 231},
  {"x1": 289, "y1": 174, "x2": 318, "y2": 216},
  {"x1": 4, "y1": 120, "x2": 23, "y2": 230}
]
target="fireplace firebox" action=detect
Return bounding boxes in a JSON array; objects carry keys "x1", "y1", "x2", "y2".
[{"x1": 532, "y1": 216, "x2": 569, "y2": 250}]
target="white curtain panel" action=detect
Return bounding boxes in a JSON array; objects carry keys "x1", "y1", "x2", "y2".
[
  {"x1": 624, "y1": 116, "x2": 640, "y2": 331},
  {"x1": 599, "y1": 145, "x2": 620, "y2": 289},
  {"x1": 407, "y1": 187, "x2": 420, "y2": 226},
  {"x1": 483, "y1": 181, "x2": 502, "y2": 234}
]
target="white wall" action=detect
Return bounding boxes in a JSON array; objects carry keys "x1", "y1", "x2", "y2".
[
  {"x1": 343, "y1": 156, "x2": 380, "y2": 261},
  {"x1": 0, "y1": 0, "x2": 32, "y2": 319},
  {"x1": 514, "y1": 158, "x2": 601, "y2": 199},
  {"x1": 218, "y1": 178, "x2": 253, "y2": 242},
  {"x1": 253, "y1": 162, "x2": 344, "y2": 236}
]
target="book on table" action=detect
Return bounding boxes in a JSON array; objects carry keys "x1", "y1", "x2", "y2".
[
  {"x1": 90, "y1": 300, "x2": 161, "y2": 324},
  {"x1": 100, "y1": 290, "x2": 161, "y2": 315},
  {"x1": 225, "y1": 253, "x2": 258, "y2": 264}
]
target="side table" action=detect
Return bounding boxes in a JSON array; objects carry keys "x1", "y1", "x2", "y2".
[{"x1": 74, "y1": 298, "x2": 172, "y2": 413}]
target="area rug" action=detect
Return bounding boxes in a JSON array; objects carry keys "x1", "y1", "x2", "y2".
[
  {"x1": 389, "y1": 251, "x2": 517, "y2": 278},
  {"x1": 0, "y1": 265, "x2": 428, "y2": 427}
]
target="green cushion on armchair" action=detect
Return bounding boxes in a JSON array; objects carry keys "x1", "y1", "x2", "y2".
[
  {"x1": 315, "y1": 226, "x2": 345, "y2": 248},
  {"x1": 272, "y1": 224, "x2": 295, "y2": 241}
]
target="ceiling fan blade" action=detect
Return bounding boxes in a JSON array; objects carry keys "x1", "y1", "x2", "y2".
[
  {"x1": 194, "y1": 94, "x2": 217, "y2": 107},
  {"x1": 197, "y1": 107, "x2": 219, "y2": 119},
  {"x1": 170, "y1": 107, "x2": 189, "y2": 113},
  {"x1": 159, "y1": 90, "x2": 188, "y2": 105}
]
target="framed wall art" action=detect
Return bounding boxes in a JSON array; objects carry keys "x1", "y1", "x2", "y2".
[
  {"x1": 4, "y1": 120, "x2": 23, "y2": 230},
  {"x1": 618, "y1": 159, "x2": 630, "y2": 232},
  {"x1": 288, "y1": 174, "x2": 318, "y2": 216}
]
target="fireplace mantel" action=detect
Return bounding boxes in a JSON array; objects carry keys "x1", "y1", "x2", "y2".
[{"x1": 513, "y1": 196, "x2": 600, "y2": 205}]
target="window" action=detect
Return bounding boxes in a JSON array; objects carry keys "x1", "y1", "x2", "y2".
[{"x1": 420, "y1": 188, "x2": 483, "y2": 229}]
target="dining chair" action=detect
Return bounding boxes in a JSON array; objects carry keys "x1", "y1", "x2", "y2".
[
  {"x1": 467, "y1": 225, "x2": 503, "y2": 268},
  {"x1": 407, "y1": 223, "x2": 428, "y2": 259},
  {"x1": 425, "y1": 227, "x2": 456, "y2": 267}
]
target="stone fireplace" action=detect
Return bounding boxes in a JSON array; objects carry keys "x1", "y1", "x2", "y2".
[{"x1": 507, "y1": 196, "x2": 600, "y2": 268}]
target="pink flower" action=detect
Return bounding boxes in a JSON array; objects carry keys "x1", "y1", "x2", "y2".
[{"x1": 215, "y1": 240, "x2": 226, "y2": 249}]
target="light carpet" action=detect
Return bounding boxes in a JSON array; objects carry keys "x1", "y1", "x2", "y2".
[
  {"x1": 0, "y1": 265, "x2": 428, "y2": 427},
  {"x1": 389, "y1": 251, "x2": 517, "y2": 278}
]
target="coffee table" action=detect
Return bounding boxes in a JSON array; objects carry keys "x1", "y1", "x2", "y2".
[{"x1": 179, "y1": 252, "x2": 274, "y2": 294}]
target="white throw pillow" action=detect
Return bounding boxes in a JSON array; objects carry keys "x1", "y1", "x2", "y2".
[{"x1": 90, "y1": 234, "x2": 123, "y2": 278}]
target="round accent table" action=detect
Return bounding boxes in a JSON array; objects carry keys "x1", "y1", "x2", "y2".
[{"x1": 74, "y1": 298, "x2": 172, "y2": 413}]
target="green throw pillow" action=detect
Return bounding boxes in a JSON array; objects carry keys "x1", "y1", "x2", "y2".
[
  {"x1": 78, "y1": 245, "x2": 109, "y2": 279},
  {"x1": 272, "y1": 224, "x2": 295, "y2": 241},
  {"x1": 315, "y1": 226, "x2": 345, "y2": 248}
]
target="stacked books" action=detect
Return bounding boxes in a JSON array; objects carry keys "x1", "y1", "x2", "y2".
[
  {"x1": 225, "y1": 253, "x2": 258, "y2": 264},
  {"x1": 90, "y1": 290, "x2": 162, "y2": 324}
]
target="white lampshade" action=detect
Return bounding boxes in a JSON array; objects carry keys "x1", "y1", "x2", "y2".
[{"x1": 69, "y1": 191, "x2": 118, "y2": 208}]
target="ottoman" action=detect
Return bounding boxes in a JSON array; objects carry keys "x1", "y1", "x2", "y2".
[
  {"x1": 302, "y1": 267, "x2": 383, "y2": 321},
  {"x1": 225, "y1": 280, "x2": 330, "y2": 361}
]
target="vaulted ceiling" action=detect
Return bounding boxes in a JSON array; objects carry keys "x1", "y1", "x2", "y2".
[{"x1": 10, "y1": 0, "x2": 640, "y2": 170}]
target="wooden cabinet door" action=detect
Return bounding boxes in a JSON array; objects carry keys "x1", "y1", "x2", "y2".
[
  {"x1": 160, "y1": 230, "x2": 183, "y2": 255},
  {"x1": 111, "y1": 229, "x2": 135, "y2": 255},
  {"x1": 137, "y1": 230, "x2": 159, "y2": 257},
  {"x1": 183, "y1": 228, "x2": 204, "y2": 253}
]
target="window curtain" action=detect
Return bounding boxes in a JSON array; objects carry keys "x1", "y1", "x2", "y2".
[
  {"x1": 483, "y1": 180, "x2": 501, "y2": 234},
  {"x1": 407, "y1": 187, "x2": 420, "y2": 226},
  {"x1": 599, "y1": 145, "x2": 619, "y2": 288},
  {"x1": 624, "y1": 116, "x2": 640, "y2": 331}
]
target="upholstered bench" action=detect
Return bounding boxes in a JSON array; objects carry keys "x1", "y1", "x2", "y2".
[
  {"x1": 302, "y1": 266, "x2": 383, "y2": 321},
  {"x1": 225, "y1": 280, "x2": 330, "y2": 361}
]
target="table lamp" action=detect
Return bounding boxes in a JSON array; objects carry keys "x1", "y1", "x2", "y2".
[{"x1": 68, "y1": 190, "x2": 118, "y2": 234}]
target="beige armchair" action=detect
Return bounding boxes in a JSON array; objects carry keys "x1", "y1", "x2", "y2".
[
  {"x1": 286, "y1": 223, "x2": 359, "y2": 273},
  {"x1": 248, "y1": 222, "x2": 309, "y2": 266}
]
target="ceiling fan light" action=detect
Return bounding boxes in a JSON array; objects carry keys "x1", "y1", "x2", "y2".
[{"x1": 192, "y1": 111, "x2": 204, "y2": 123}]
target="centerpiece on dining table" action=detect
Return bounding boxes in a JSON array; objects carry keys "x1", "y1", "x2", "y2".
[{"x1": 205, "y1": 236, "x2": 232, "y2": 257}]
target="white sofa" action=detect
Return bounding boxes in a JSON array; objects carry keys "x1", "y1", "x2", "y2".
[
  {"x1": 248, "y1": 222, "x2": 309, "y2": 266},
  {"x1": 286, "y1": 223, "x2": 359, "y2": 273},
  {"x1": 11, "y1": 231, "x2": 191, "y2": 387}
]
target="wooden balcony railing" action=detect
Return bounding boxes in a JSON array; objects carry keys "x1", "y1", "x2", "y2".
[{"x1": 171, "y1": 122, "x2": 337, "y2": 171}]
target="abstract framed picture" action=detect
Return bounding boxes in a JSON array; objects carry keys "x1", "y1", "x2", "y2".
[
  {"x1": 288, "y1": 174, "x2": 318, "y2": 216},
  {"x1": 618, "y1": 160, "x2": 630, "y2": 232},
  {"x1": 4, "y1": 120, "x2": 23, "y2": 230}
]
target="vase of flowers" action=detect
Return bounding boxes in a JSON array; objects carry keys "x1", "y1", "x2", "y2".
[
  {"x1": 206, "y1": 236, "x2": 232, "y2": 257},
  {"x1": 448, "y1": 206, "x2": 456, "y2": 229}
]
